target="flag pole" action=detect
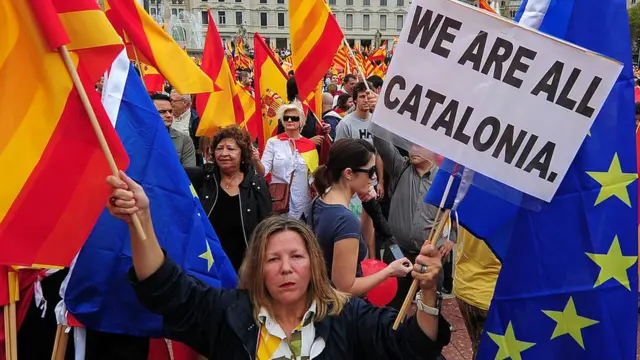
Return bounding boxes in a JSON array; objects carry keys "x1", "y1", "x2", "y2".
[
  {"x1": 392, "y1": 173, "x2": 456, "y2": 330},
  {"x1": 342, "y1": 38, "x2": 370, "y2": 92},
  {"x1": 51, "y1": 325, "x2": 68, "y2": 360},
  {"x1": 4, "y1": 269, "x2": 18, "y2": 360},
  {"x1": 57, "y1": 45, "x2": 147, "y2": 241}
]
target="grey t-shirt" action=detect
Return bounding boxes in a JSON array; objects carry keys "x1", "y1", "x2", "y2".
[{"x1": 335, "y1": 112, "x2": 373, "y2": 144}]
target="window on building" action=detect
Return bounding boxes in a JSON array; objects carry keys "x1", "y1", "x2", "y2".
[
  {"x1": 363, "y1": 0, "x2": 370, "y2": 5},
  {"x1": 276, "y1": 38, "x2": 288, "y2": 49},
  {"x1": 278, "y1": 12, "x2": 285, "y2": 27},
  {"x1": 201, "y1": 11, "x2": 208, "y2": 24},
  {"x1": 260, "y1": 12, "x2": 268, "y2": 27},
  {"x1": 346, "y1": 0, "x2": 353, "y2": 5},
  {"x1": 218, "y1": 11, "x2": 226, "y2": 25},
  {"x1": 171, "y1": 0, "x2": 184, "y2": 4},
  {"x1": 509, "y1": 10, "x2": 516, "y2": 17},
  {"x1": 347, "y1": 39, "x2": 355, "y2": 47},
  {"x1": 363, "y1": 14, "x2": 370, "y2": 30},
  {"x1": 235, "y1": 11, "x2": 243, "y2": 25},
  {"x1": 235, "y1": 0, "x2": 242, "y2": 2},
  {"x1": 397, "y1": 0, "x2": 404, "y2": 5},
  {"x1": 150, "y1": 7, "x2": 157, "y2": 16},
  {"x1": 379, "y1": 14, "x2": 386, "y2": 29},
  {"x1": 260, "y1": 0, "x2": 267, "y2": 3},
  {"x1": 346, "y1": 13, "x2": 353, "y2": 29},
  {"x1": 396, "y1": 14, "x2": 403, "y2": 30},
  {"x1": 171, "y1": 8, "x2": 177, "y2": 16},
  {"x1": 172, "y1": 26, "x2": 187, "y2": 42},
  {"x1": 218, "y1": 0, "x2": 224, "y2": 2},
  {"x1": 277, "y1": 0, "x2": 285, "y2": 3},
  {"x1": 328, "y1": 0, "x2": 336, "y2": 4},
  {"x1": 380, "y1": 0, "x2": 387, "y2": 5},
  {"x1": 361, "y1": 39, "x2": 371, "y2": 49}
]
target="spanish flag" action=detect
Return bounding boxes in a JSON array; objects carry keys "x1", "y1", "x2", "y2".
[
  {"x1": 479, "y1": 0, "x2": 497, "y2": 13},
  {"x1": 276, "y1": 134, "x2": 319, "y2": 174},
  {"x1": 196, "y1": 10, "x2": 244, "y2": 137},
  {"x1": 105, "y1": 0, "x2": 212, "y2": 94},
  {"x1": 0, "y1": 0, "x2": 128, "y2": 267},
  {"x1": 253, "y1": 33, "x2": 289, "y2": 152},
  {"x1": 289, "y1": 0, "x2": 343, "y2": 98},
  {"x1": 140, "y1": 63, "x2": 165, "y2": 93}
]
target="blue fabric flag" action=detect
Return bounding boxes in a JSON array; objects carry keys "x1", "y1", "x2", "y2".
[
  {"x1": 450, "y1": 0, "x2": 639, "y2": 358},
  {"x1": 424, "y1": 159, "x2": 462, "y2": 209},
  {"x1": 64, "y1": 53, "x2": 237, "y2": 337}
]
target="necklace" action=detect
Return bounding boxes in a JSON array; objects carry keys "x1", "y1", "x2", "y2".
[{"x1": 222, "y1": 172, "x2": 241, "y2": 189}]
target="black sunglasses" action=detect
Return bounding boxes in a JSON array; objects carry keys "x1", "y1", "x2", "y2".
[
  {"x1": 352, "y1": 166, "x2": 377, "y2": 179},
  {"x1": 283, "y1": 115, "x2": 300, "y2": 122}
]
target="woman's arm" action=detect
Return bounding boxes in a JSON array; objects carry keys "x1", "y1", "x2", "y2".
[
  {"x1": 107, "y1": 172, "x2": 231, "y2": 355},
  {"x1": 331, "y1": 238, "x2": 391, "y2": 296},
  {"x1": 256, "y1": 139, "x2": 275, "y2": 176},
  {"x1": 349, "y1": 297, "x2": 451, "y2": 360},
  {"x1": 254, "y1": 174, "x2": 273, "y2": 221}
]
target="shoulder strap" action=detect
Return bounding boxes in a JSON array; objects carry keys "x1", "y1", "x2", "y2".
[
  {"x1": 390, "y1": 161, "x2": 412, "y2": 195},
  {"x1": 308, "y1": 196, "x2": 319, "y2": 231}
]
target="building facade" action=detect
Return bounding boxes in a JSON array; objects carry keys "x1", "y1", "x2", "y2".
[{"x1": 146, "y1": 0, "x2": 410, "y2": 51}]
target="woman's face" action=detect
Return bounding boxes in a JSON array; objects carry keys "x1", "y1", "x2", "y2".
[
  {"x1": 282, "y1": 109, "x2": 302, "y2": 133},
  {"x1": 263, "y1": 230, "x2": 311, "y2": 307},
  {"x1": 348, "y1": 154, "x2": 376, "y2": 196},
  {"x1": 214, "y1": 138, "x2": 242, "y2": 172}
]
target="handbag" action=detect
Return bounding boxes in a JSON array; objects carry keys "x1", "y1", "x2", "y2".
[{"x1": 269, "y1": 170, "x2": 295, "y2": 214}]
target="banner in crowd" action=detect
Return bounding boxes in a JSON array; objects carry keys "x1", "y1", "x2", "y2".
[{"x1": 371, "y1": 0, "x2": 623, "y2": 201}]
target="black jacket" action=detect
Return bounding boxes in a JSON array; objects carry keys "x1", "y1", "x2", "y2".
[
  {"x1": 185, "y1": 164, "x2": 271, "y2": 244},
  {"x1": 130, "y1": 257, "x2": 451, "y2": 360}
]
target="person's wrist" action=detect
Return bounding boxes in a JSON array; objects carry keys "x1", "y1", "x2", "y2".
[{"x1": 418, "y1": 287, "x2": 438, "y2": 307}]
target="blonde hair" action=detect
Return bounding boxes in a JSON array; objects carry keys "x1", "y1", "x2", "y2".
[
  {"x1": 238, "y1": 215, "x2": 350, "y2": 322},
  {"x1": 276, "y1": 101, "x2": 306, "y2": 129}
]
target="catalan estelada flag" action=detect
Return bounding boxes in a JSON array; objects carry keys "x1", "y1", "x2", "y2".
[
  {"x1": 105, "y1": 0, "x2": 212, "y2": 95},
  {"x1": 196, "y1": 10, "x2": 244, "y2": 137},
  {"x1": 0, "y1": 0, "x2": 128, "y2": 267},
  {"x1": 288, "y1": 0, "x2": 343, "y2": 98},
  {"x1": 253, "y1": 33, "x2": 289, "y2": 152}
]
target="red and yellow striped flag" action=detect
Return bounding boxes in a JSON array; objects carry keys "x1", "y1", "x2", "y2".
[
  {"x1": 254, "y1": 33, "x2": 289, "y2": 152},
  {"x1": 140, "y1": 63, "x2": 165, "y2": 93},
  {"x1": 289, "y1": 0, "x2": 343, "y2": 98},
  {"x1": 196, "y1": 10, "x2": 244, "y2": 137},
  {"x1": 479, "y1": 0, "x2": 497, "y2": 13},
  {"x1": 0, "y1": 0, "x2": 128, "y2": 267},
  {"x1": 105, "y1": 0, "x2": 212, "y2": 94}
]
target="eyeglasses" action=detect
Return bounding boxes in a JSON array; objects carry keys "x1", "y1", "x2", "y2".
[
  {"x1": 352, "y1": 166, "x2": 377, "y2": 179},
  {"x1": 283, "y1": 115, "x2": 300, "y2": 122}
]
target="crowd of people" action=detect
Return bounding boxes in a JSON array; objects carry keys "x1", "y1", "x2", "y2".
[{"x1": 17, "y1": 69, "x2": 507, "y2": 360}]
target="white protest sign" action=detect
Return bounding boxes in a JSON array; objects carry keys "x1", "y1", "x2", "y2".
[{"x1": 371, "y1": 0, "x2": 623, "y2": 202}]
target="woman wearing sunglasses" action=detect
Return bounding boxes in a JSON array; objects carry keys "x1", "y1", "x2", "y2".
[
  {"x1": 308, "y1": 138, "x2": 412, "y2": 296},
  {"x1": 255, "y1": 102, "x2": 318, "y2": 220}
]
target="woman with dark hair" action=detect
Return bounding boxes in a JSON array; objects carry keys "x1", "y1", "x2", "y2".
[
  {"x1": 309, "y1": 138, "x2": 412, "y2": 296},
  {"x1": 186, "y1": 125, "x2": 271, "y2": 271}
]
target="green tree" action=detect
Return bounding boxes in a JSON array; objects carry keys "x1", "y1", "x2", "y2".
[{"x1": 629, "y1": 5, "x2": 640, "y2": 52}]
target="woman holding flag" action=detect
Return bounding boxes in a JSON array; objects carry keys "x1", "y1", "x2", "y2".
[{"x1": 255, "y1": 102, "x2": 318, "y2": 220}]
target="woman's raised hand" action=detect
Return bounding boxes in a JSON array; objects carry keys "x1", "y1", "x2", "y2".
[{"x1": 106, "y1": 171, "x2": 150, "y2": 223}]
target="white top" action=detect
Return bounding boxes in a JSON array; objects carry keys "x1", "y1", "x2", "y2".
[
  {"x1": 172, "y1": 110, "x2": 190, "y2": 135},
  {"x1": 261, "y1": 137, "x2": 311, "y2": 220}
]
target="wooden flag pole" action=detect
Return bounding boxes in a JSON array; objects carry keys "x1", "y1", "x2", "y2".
[
  {"x1": 342, "y1": 38, "x2": 370, "y2": 92},
  {"x1": 392, "y1": 173, "x2": 456, "y2": 330},
  {"x1": 8, "y1": 301, "x2": 17, "y2": 360},
  {"x1": 4, "y1": 269, "x2": 18, "y2": 360},
  {"x1": 50, "y1": 325, "x2": 68, "y2": 360},
  {"x1": 57, "y1": 45, "x2": 147, "y2": 241}
]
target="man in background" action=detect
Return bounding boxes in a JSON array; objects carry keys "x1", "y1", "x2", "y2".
[{"x1": 152, "y1": 93, "x2": 196, "y2": 167}]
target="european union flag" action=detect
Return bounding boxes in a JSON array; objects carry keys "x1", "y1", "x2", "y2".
[
  {"x1": 64, "y1": 52, "x2": 237, "y2": 337},
  {"x1": 439, "y1": 0, "x2": 639, "y2": 358}
]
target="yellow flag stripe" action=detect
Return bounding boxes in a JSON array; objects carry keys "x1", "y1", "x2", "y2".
[
  {"x1": 132, "y1": 3, "x2": 212, "y2": 94},
  {"x1": 0, "y1": 0, "x2": 74, "y2": 223},
  {"x1": 290, "y1": 0, "x2": 331, "y2": 65},
  {"x1": 60, "y1": 10, "x2": 121, "y2": 51}
]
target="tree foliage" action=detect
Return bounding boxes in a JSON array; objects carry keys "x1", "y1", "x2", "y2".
[{"x1": 629, "y1": 5, "x2": 640, "y2": 51}]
